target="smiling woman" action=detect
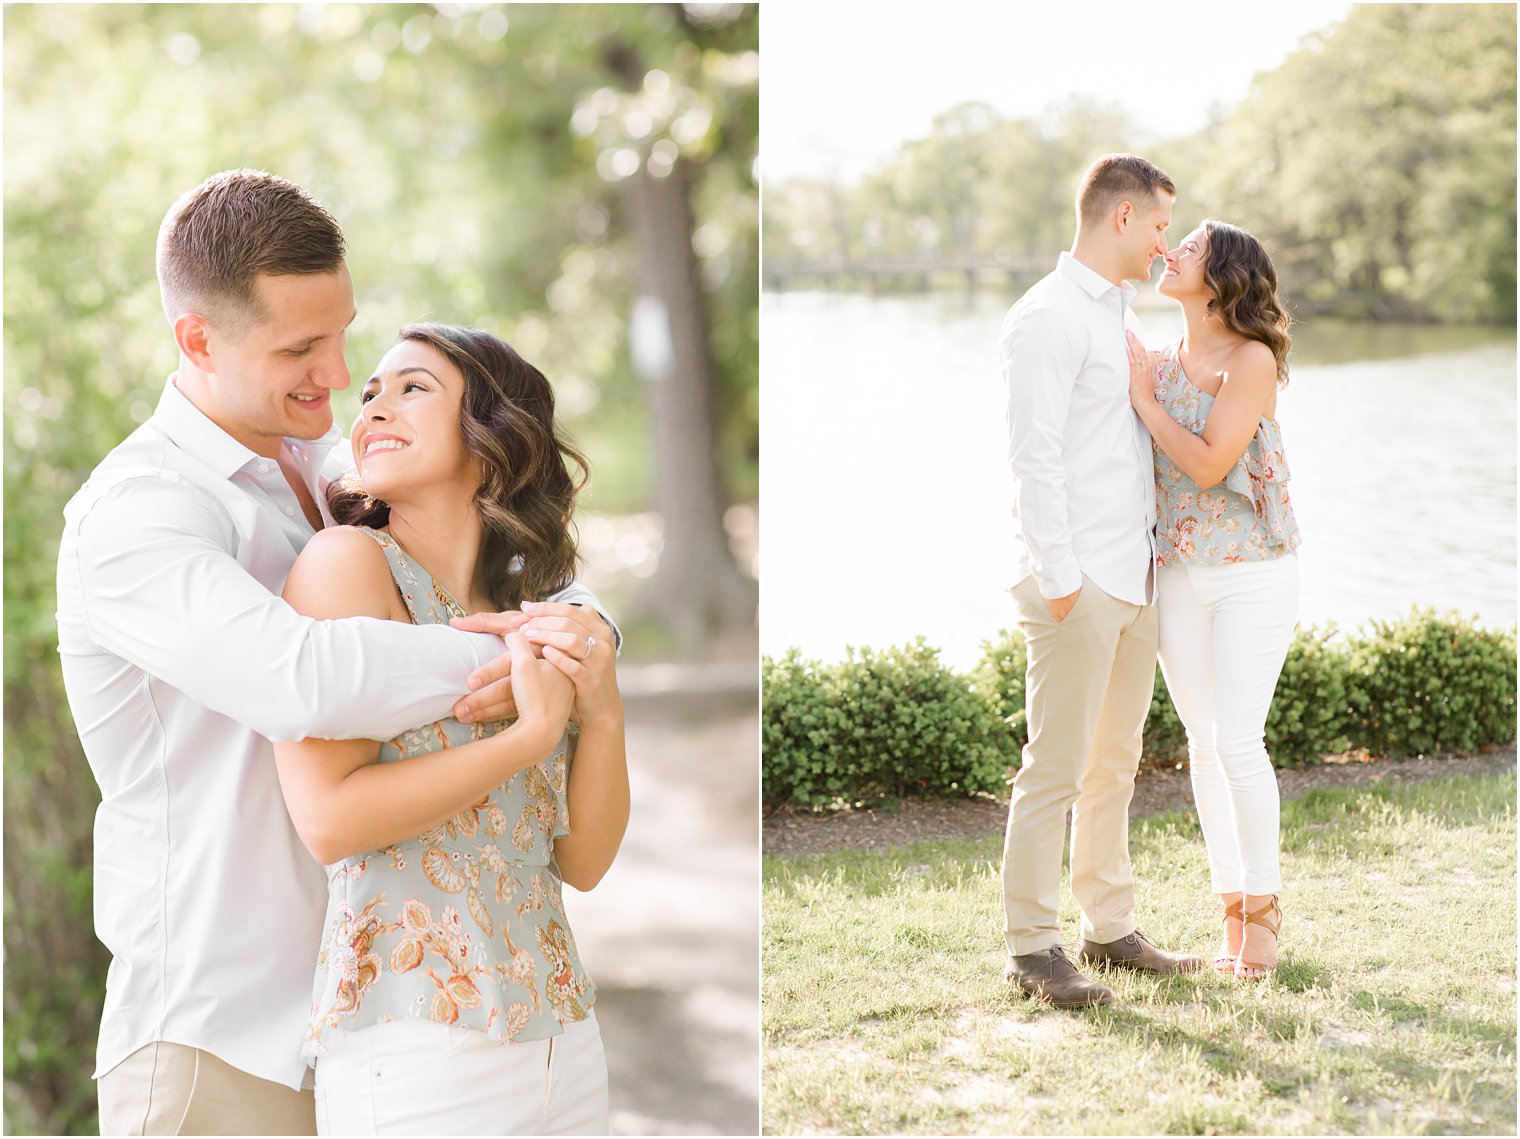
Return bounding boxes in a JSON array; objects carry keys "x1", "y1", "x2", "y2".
[
  {"x1": 274, "y1": 321, "x2": 628, "y2": 1135},
  {"x1": 329, "y1": 324, "x2": 588, "y2": 615}
]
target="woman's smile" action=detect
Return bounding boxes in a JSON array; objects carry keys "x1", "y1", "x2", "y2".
[{"x1": 360, "y1": 433, "x2": 410, "y2": 460}]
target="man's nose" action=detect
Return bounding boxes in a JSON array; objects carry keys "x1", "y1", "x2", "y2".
[{"x1": 313, "y1": 346, "x2": 351, "y2": 390}]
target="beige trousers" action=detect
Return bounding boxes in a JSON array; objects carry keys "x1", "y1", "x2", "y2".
[
  {"x1": 1001, "y1": 573, "x2": 1159, "y2": 957},
  {"x1": 97, "y1": 1042, "x2": 315, "y2": 1136}
]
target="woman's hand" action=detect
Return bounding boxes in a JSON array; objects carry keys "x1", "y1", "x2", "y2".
[
  {"x1": 519, "y1": 601, "x2": 623, "y2": 732},
  {"x1": 1126, "y1": 330, "x2": 1158, "y2": 413},
  {"x1": 505, "y1": 631, "x2": 574, "y2": 748}
]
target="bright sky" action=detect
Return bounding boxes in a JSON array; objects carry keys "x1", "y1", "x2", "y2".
[{"x1": 763, "y1": 1, "x2": 1354, "y2": 182}]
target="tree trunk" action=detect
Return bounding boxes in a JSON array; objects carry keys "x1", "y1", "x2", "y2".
[{"x1": 624, "y1": 158, "x2": 756, "y2": 651}]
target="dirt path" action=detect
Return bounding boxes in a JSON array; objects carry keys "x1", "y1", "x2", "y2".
[
  {"x1": 568, "y1": 682, "x2": 758, "y2": 1135},
  {"x1": 763, "y1": 746, "x2": 1517, "y2": 857}
]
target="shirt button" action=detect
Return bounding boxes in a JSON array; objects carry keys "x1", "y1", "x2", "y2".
[
  {"x1": 258, "y1": 463, "x2": 271, "y2": 474},
  {"x1": 284, "y1": 505, "x2": 296, "y2": 516}
]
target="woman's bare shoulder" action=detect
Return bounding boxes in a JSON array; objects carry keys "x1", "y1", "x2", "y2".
[
  {"x1": 1229, "y1": 338, "x2": 1278, "y2": 376},
  {"x1": 284, "y1": 525, "x2": 400, "y2": 620}
]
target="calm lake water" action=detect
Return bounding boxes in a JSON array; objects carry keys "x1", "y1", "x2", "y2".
[{"x1": 761, "y1": 289, "x2": 1517, "y2": 671}]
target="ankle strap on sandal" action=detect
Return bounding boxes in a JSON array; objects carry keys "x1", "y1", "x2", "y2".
[{"x1": 1242, "y1": 897, "x2": 1281, "y2": 931}]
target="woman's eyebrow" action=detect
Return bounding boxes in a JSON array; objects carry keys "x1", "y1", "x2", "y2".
[{"x1": 364, "y1": 367, "x2": 439, "y2": 384}]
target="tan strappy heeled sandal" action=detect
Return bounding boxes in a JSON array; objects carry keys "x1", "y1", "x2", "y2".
[
  {"x1": 1234, "y1": 896, "x2": 1281, "y2": 981},
  {"x1": 1215, "y1": 898, "x2": 1244, "y2": 973}
]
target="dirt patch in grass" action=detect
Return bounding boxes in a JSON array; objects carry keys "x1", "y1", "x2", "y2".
[
  {"x1": 937, "y1": 1005, "x2": 1072, "y2": 1056},
  {"x1": 764, "y1": 746, "x2": 1516, "y2": 856}
]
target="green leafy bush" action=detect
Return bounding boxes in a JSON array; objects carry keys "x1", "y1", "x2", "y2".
[
  {"x1": 1143, "y1": 665, "x2": 1189, "y2": 764},
  {"x1": 764, "y1": 610, "x2": 1517, "y2": 805},
  {"x1": 762, "y1": 639, "x2": 1010, "y2": 806},
  {"x1": 969, "y1": 628, "x2": 1027, "y2": 754},
  {"x1": 1345, "y1": 609, "x2": 1518, "y2": 757},
  {"x1": 1264, "y1": 624, "x2": 1353, "y2": 764}
]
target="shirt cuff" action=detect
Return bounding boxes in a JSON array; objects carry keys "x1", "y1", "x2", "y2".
[
  {"x1": 462, "y1": 630, "x2": 510, "y2": 670},
  {"x1": 1034, "y1": 558, "x2": 1083, "y2": 601}
]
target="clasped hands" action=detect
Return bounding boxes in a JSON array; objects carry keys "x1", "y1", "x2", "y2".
[{"x1": 449, "y1": 602, "x2": 620, "y2": 731}]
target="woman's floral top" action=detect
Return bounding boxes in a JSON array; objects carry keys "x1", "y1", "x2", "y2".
[
  {"x1": 1152, "y1": 340, "x2": 1302, "y2": 567},
  {"x1": 302, "y1": 527, "x2": 594, "y2": 1062}
]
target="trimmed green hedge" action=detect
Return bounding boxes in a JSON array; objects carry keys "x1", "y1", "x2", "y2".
[
  {"x1": 763, "y1": 609, "x2": 1516, "y2": 806},
  {"x1": 762, "y1": 638, "x2": 1009, "y2": 805}
]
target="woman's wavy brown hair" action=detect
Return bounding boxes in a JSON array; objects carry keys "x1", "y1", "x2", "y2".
[
  {"x1": 327, "y1": 323, "x2": 588, "y2": 610},
  {"x1": 1201, "y1": 220, "x2": 1293, "y2": 386}
]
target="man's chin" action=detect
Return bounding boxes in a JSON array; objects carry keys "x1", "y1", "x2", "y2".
[{"x1": 285, "y1": 418, "x2": 334, "y2": 441}]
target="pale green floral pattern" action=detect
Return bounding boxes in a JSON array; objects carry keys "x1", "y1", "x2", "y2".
[
  {"x1": 303, "y1": 528, "x2": 593, "y2": 1062},
  {"x1": 1152, "y1": 341, "x2": 1302, "y2": 567}
]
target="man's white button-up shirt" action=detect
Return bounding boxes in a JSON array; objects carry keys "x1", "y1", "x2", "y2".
[
  {"x1": 57, "y1": 377, "x2": 608, "y2": 1090},
  {"x1": 999, "y1": 251, "x2": 1157, "y2": 606}
]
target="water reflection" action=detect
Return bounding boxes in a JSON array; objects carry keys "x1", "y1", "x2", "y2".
[{"x1": 762, "y1": 289, "x2": 1517, "y2": 671}]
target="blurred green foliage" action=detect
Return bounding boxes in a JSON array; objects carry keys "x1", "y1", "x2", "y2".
[
  {"x1": 3, "y1": 4, "x2": 754, "y2": 1133},
  {"x1": 763, "y1": 610, "x2": 1518, "y2": 807},
  {"x1": 764, "y1": 4, "x2": 1516, "y2": 324}
]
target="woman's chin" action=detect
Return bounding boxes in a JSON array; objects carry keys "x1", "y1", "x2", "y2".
[{"x1": 356, "y1": 475, "x2": 397, "y2": 504}]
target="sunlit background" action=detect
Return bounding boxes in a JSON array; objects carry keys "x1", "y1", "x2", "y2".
[
  {"x1": 760, "y1": 2, "x2": 1516, "y2": 671},
  {"x1": 4, "y1": 4, "x2": 758, "y2": 1134}
]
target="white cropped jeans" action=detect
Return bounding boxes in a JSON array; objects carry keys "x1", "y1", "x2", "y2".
[
  {"x1": 1157, "y1": 555, "x2": 1299, "y2": 896},
  {"x1": 314, "y1": 1013, "x2": 608, "y2": 1136}
]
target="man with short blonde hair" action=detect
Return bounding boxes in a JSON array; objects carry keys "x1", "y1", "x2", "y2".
[{"x1": 998, "y1": 153, "x2": 1201, "y2": 1008}]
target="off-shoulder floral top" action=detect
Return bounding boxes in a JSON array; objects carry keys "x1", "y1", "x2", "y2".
[
  {"x1": 1152, "y1": 340, "x2": 1302, "y2": 567},
  {"x1": 302, "y1": 527, "x2": 594, "y2": 1063}
]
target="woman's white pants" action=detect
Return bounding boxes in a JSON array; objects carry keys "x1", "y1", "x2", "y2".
[
  {"x1": 314, "y1": 1013, "x2": 609, "y2": 1136},
  {"x1": 1157, "y1": 556, "x2": 1299, "y2": 896}
]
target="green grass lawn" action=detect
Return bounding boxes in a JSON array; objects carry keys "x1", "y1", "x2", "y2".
[{"x1": 763, "y1": 772, "x2": 1516, "y2": 1135}]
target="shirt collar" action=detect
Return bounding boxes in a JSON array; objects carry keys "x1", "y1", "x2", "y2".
[
  {"x1": 150, "y1": 375, "x2": 344, "y2": 481},
  {"x1": 1058, "y1": 251, "x2": 1137, "y2": 306}
]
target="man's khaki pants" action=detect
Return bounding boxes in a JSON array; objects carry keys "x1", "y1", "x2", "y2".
[
  {"x1": 1001, "y1": 573, "x2": 1158, "y2": 958},
  {"x1": 98, "y1": 1042, "x2": 315, "y2": 1136}
]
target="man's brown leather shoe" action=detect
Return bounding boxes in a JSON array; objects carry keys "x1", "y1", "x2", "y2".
[
  {"x1": 1006, "y1": 945, "x2": 1113, "y2": 1008},
  {"x1": 1078, "y1": 928, "x2": 1205, "y2": 974}
]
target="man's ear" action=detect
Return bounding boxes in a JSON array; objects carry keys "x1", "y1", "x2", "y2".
[
  {"x1": 173, "y1": 312, "x2": 217, "y2": 373},
  {"x1": 1114, "y1": 199, "x2": 1134, "y2": 233}
]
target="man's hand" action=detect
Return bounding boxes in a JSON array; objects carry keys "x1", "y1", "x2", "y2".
[
  {"x1": 448, "y1": 609, "x2": 534, "y2": 723},
  {"x1": 1046, "y1": 587, "x2": 1082, "y2": 623},
  {"x1": 450, "y1": 602, "x2": 617, "y2": 725}
]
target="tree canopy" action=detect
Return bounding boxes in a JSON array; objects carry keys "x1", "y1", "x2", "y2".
[{"x1": 765, "y1": 4, "x2": 1516, "y2": 324}]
